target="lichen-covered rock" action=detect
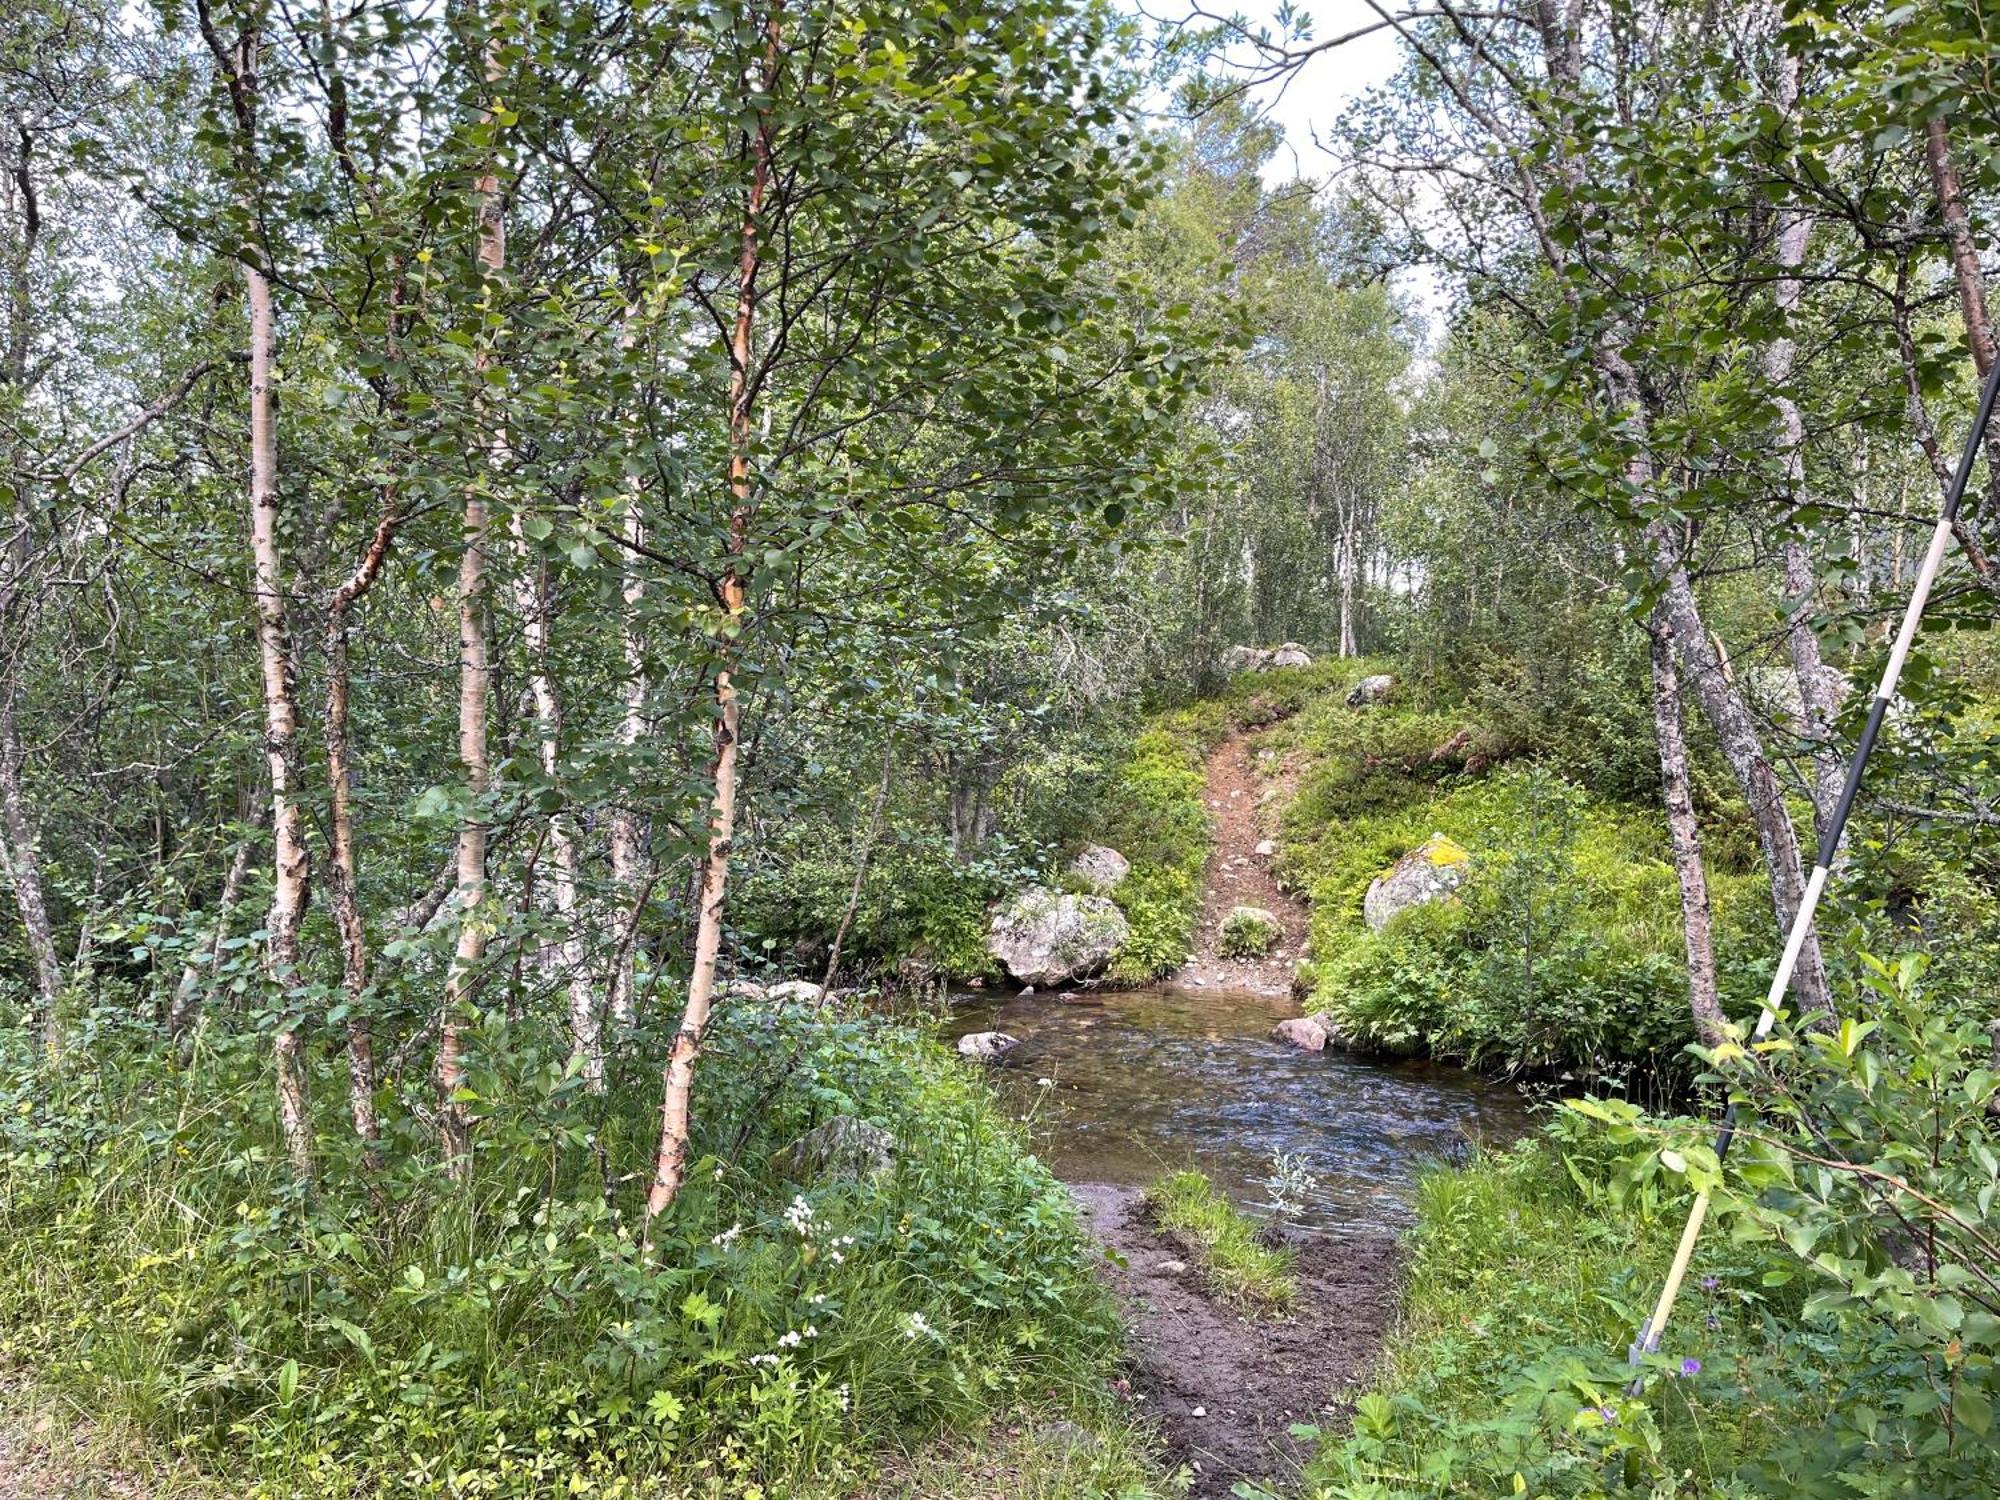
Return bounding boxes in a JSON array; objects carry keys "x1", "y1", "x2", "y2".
[
  {"x1": 1219, "y1": 905, "x2": 1281, "y2": 958},
  {"x1": 1069, "y1": 843, "x2": 1131, "y2": 894},
  {"x1": 986, "y1": 885, "x2": 1129, "y2": 985},
  {"x1": 1220, "y1": 642, "x2": 1315, "y2": 674},
  {"x1": 1254, "y1": 838, "x2": 1277, "y2": 858},
  {"x1": 762, "y1": 979, "x2": 824, "y2": 1006},
  {"x1": 1271, "y1": 1016, "x2": 1328, "y2": 1052},
  {"x1": 956, "y1": 1030, "x2": 1019, "y2": 1061},
  {"x1": 771, "y1": 1115, "x2": 897, "y2": 1184},
  {"x1": 1346, "y1": 673, "x2": 1395, "y2": 708},
  {"x1": 1363, "y1": 833, "x2": 1471, "y2": 931}
]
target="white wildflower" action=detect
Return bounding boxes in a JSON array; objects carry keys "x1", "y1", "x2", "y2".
[
  {"x1": 902, "y1": 1311, "x2": 933, "y2": 1340},
  {"x1": 778, "y1": 1330, "x2": 803, "y2": 1349},
  {"x1": 748, "y1": 1353, "x2": 779, "y2": 1368},
  {"x1": 711, "y1": 1222, "x2": 744, "y2": 1248},
  {"x1": 784, "y1": 1194, "x2": 815, "y2": 1237}
]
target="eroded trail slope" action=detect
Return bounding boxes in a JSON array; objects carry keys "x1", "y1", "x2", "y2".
[{"x1": 1177, "y1": 732, "x2": 1309, "y2": 996}]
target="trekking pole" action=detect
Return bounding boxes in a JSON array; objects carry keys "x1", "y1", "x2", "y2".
[{"x1": 1625, "y1": 349, "x2": 2000, "y2": 1385}]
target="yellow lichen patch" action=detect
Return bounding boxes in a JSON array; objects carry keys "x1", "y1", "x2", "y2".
[{"x1": 1423, "y1": 835, "x2": 1470, "y2": 867}]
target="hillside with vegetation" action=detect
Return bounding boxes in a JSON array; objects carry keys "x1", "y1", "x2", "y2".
[{"x1": 4, "y1": 1, "x2": 2000, "y2": 1497}]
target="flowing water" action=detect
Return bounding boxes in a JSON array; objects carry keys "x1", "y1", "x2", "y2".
[{"x1": 947, "y1": 983, "x2": 1538, "y2": 1236}]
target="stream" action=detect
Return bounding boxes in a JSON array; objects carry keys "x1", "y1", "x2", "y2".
[{"x1": 947, "y1": 982, "x2": 1537, "y2": 1236}]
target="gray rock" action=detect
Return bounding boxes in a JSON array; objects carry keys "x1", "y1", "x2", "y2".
[
  {"x1": 1220, "y1": 642, "x2": 1315, "y2": 674},
  {"x1": 987, "y1": 885, "x2": 1130, "y2": 986},
  {"x1": 719, "y1": 979, "x2": 768, "y2": 1002},
  {"x1": 762, "y1": 979, "x2": 824, "y2": 1006},
  {"x1": 1346, "y1": 673, "x2": 1395, "y2": 708},
  {"x1": 957, "y1": 1030, "x2": 1020, "y2": 1061},
  {"x1": 1254, "y1": 838, "x2": 1277, "y2": 857},
  {"x1": 771, "y1": 1115, "x2": 897, "y2": 1184},
  {"x1": 1158, "y1": 1258, "x2": 1190, "y2": 1274},
  {"x1": 1363, "y1": 834, "x2": 1471, "y2": 931},
  {"x1": 1069, "y1": 843, "x2": 1131, "y2": 894},
  {"x1": 1272, "y1": 1015, "x2": 1329, "y2": 1052}
]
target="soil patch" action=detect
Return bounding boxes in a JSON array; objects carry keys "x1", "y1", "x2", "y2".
[
  {"x1": 1071, "y1": 1184, "x2": 1395, "y2": 1498},
  {"x1": 1178, "y1": 733, "x2": 1309, "y2": 996}
]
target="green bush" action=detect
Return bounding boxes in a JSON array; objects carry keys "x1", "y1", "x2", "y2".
[
  {"x1": 0, "y1": 1004, "x2": 1140, "y2": 1497},
  {"x1": 1217, "y1": 908, "x2": 1280, "y2": 958}
]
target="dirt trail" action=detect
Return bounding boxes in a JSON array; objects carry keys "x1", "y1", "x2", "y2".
[
  {"x1": 1073, "y1": 1185, "x2": 1394, "y2": 1497},
  {"x1": 1177, "y1": 733, "x2": 1310, "y2": 996}
]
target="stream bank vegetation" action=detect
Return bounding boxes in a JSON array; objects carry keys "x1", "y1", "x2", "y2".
[{"x1": 1142, "y1": 1170, "x2": 1297, "y2": 1311}]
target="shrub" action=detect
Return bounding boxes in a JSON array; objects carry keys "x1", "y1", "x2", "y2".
[
  {"x1": 0, "y1": 1003, "x2": 1139, "y2": 1496},
  {"x1": 1217, "y1": 908, "x2": 1280, "y2": 958}
]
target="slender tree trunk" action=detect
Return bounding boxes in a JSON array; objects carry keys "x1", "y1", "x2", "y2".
[
  {"x1": 509, "y1": 524, "x2": 596, "y2": 1087},
  {"x1": 1649, "y1": 531, "x2": 1832, "y2": 1017},
  {"x1": 0, "y1": 685, "x2": 61, "y2": 1053},
  {"x1": 818, "y1": 737, "x2": 894, "y2": 997},
  {"x1": 1649, "y1": 610, "x2": 1724, "y2": 1045},
  {"x1": 1337, "y1": 503, "x2": 1358, "y2": 658},
  {"x1": 438, "y1": 34, "x2": 504, "y2": 1174},
  {"x1": 1923, "y1": 116, "x2": 2000, "y2": 529},
  {"x1": 645, "y1": 5, "x2": 780, "y2": 1244},
  {"x1": 325, "y1": 502, "x2": 402, "y2": 1154},
  {"x1": 1765, "y1": 48, "x2": 1842, "y2": 840},
  {"x1": 0, "y1": 113, "x2": 60, "y2": 1055},
  {"x1": 607, "y1": 496, "x2": 649, "y2": 1033},
  {"x1": 247, "y1": 249, "x2": 315, "y2": 1182}
]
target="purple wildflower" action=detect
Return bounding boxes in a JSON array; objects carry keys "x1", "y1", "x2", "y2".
[
  {"x1": 1680, "y1": 1357, "x2": 1702, "y2": 1377},
  {"x1": 1598, "y1": 1405, "x2": 1619, "y2": 1425},
  {"x1": 1699, "y1": 1276, "x2": 1719, "y2": 1292}
]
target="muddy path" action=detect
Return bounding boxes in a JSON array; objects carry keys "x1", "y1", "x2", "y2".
[
  {"x1": 1072, "y1": 1185, "x2": 1395, "y2": 1498},
  {"x1": 1177, "y1": 732, "x2": 1310, "y2": 997}
]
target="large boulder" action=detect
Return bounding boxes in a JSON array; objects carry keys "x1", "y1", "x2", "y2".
[
  {"x1": 987, "y1": 885, "x2": 1129, "y2": 986},
  {"x1": 1346, "y1": 673, "x2": 1395, "y2": 708},
  {"x1": 956, "y1": 1030, "x2": 1020, "y2": 1062},
  {"x1": 1220, "y1": 642, "x2": 1315, "y2": 675},
  {"x1": 1069, "y1": 843, "x2": 1131, "y2": 894},
  {"x1": 771, "y1": 1115, "x2": 897, "y2": 1184},
  {"x1": 1364, "y1": 834, "x2": 1471, "y2": 931}
]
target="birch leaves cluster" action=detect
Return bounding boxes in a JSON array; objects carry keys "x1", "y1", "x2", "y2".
[{"x1": 0, "y1": 0, "x2": 1207, "y2": 1197}]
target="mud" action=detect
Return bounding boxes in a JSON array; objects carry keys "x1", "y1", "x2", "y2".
[{"x1": 1072, "y1": 1184, "x2": 1397, "y2": 1498}]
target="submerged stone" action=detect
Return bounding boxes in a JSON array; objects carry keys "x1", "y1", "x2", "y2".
[{"x1": 1272, "y1": 1016, "x2": 1328, "y2": 1052}]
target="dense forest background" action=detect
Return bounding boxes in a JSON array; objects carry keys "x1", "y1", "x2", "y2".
[{"x1": 4, "y1": 0, "x2": 2000, "y2": 1495}]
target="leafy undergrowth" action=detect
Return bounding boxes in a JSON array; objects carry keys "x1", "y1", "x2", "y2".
[
  {"x1": 1142, "y1": 1170, "x2": 1295, "y2": 1310},
  {"x1": 1302, "y1": 1086, "x2": 2000, "y2": 1498},
  {"x1": 0, "y1": 1004, "x2": 1159, "y2": 1498},
  {"x1": 1250, "y1": 661, "x2": 1769, "y2": 1082}
]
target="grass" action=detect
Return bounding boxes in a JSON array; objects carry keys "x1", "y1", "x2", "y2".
[
  {"x1": 864, "y1": 1407, "x2": 1178, "y2": 1499},
  {"x1": 1142, "y1": 1170, "x2": 1295, "y2": 1310},
  {"x1": 0, "y1": 1002, "x2": 1154, "y2": 1497},
  {"x1": 1301, "y1": 1130, "x2": 1824, "y2": 1498}
]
